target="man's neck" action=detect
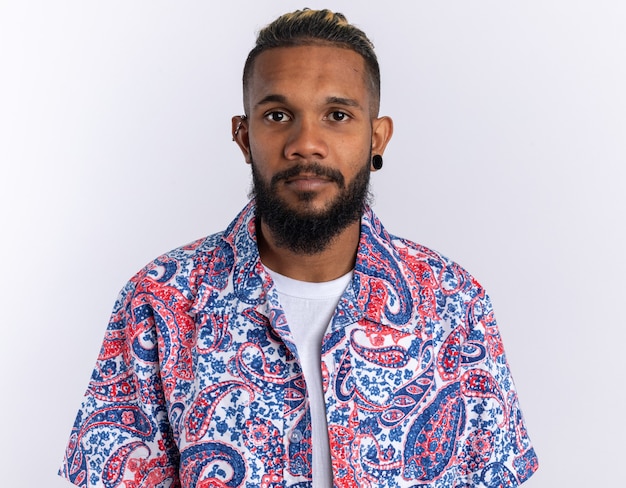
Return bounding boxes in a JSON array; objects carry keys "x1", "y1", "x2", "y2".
[{"x1": 257, "y1": 219, "x2": 361, "y2": 282}]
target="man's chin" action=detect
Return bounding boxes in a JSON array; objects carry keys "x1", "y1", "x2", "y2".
[{"x1": 281, "y1": 195, "x2": 335, "y2": 217}]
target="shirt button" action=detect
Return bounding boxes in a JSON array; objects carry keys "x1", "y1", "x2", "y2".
[{"x1": 289, "y1": 429, "x2": 303, "y2": 443}]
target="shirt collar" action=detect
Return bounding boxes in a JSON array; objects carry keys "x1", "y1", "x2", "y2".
[
  {"x1": 215, "y1": 201, "x2": 417, "y2": 333},
  {"x1": 342, "y1": 206, "x2": 418, "y2": 333}
]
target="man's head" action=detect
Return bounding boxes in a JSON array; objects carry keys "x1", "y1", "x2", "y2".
[
  {"x1": 232, "y1": 9, "x2": 393, "y2": 256},
  {"x1": 242, "y1": 8, "x2": 381, "y2": 116}
]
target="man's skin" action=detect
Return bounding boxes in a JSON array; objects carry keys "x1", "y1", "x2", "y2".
[{"x1": 232, "y1": 44, "x2": 393, "y2": 282}]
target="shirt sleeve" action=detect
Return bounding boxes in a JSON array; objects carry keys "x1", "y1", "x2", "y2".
[
  {"x1": 452, "y1": 286, "x2": 539, "y2": 486},
  {"x1": 59, "y1": 276, "x2": 181, "y2": 488}
]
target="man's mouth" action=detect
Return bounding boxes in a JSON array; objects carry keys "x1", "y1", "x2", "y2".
[
  {"x1": 284, "y1": 174, "x2": 334, "y2": 192},
  {"x1": 272, "y1": 163, "x2": 344, "y2": 188}
]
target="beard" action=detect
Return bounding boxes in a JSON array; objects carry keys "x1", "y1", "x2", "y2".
[{"x1": 250, "y1": 158, "x2": 372, "y2": 255}]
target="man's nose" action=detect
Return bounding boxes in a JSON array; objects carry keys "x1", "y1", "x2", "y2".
[{"x1": 283, "y1": 118, "x2": 329, "y2": 161}]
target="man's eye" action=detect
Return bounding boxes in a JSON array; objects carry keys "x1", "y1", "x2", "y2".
[
  {"x1": 328, "y1": 111, "x2": 349, "y2": 122},
  {"x1": 265, "y1": 112, "x2": 291, "y2": 122}
]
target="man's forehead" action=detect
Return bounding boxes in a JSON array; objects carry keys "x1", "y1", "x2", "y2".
[
  {"x1": 245, "y1": 45, "x2": 369, "y2": 106},
  {"x1": 252, "y1": 45, "x2": 365, "y2": 74}
]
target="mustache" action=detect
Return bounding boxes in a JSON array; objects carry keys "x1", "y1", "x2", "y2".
[{"x1": 270, "y1": 162, "x2": 345, "y2": 187}]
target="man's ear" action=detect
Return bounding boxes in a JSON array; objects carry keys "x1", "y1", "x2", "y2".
[
  {"x1": 231, "y1": 115, "x2": 251, "y2": 163},
  {"x1": 371, "y1": 116, "x2": 393, "y2": 158}
]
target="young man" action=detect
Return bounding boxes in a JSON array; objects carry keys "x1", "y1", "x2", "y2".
[{"x1": 60, "y1": 9, "x2": 538, "y2": 488}]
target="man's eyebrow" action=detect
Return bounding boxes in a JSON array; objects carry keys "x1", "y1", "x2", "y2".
[
  {"x1": 326, "y1": 96, "x2": 362, "y2": 109},
  {"x1": 255, "y1": 94, "x2": 288, "y2": 108},
  {"x1": 254, "y1": 94, "x2": 363, "y2": 110}
]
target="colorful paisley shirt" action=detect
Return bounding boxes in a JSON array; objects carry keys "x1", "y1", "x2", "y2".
[{"x1": 60, "y1": 201, "x2": 538, "y2": 487}]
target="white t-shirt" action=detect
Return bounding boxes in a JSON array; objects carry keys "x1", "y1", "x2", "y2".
[{"x1": 265, "y1": 267, "x2": 353, "y2": 488}]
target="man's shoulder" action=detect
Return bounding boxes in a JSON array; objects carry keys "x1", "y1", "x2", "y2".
[
  {"x1": 127, "y1": 230, "x2": 230, "y2": 294},
  {"x1": 387, "y1": 233, "x2": 485, "y2": 296},
  {"x1": 361, "y1": 209, "x2": 485, "y2": 296},
  {"x1": 113, "y1": 203, "x2": 258, "y2": 308},
  {"x1": 161, "y1": 231, "x2": 226, "y2": 264}
]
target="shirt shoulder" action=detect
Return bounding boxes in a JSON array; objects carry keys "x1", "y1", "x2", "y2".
[
  {"x1": 128, "y1": 202, "x2": 258, "y2": 301},
  {"x1": 392, "y1": 234, "x2": 485, "y2": 297},
  {"x1": 109, "y1": 233, "x2": 227, "y2": 315}
]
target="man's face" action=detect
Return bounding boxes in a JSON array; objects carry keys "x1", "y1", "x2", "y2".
[{"x1": 233, "y1": 44, "x2": 392, "y2": 253}]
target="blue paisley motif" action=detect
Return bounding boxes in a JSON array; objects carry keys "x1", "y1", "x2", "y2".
[
  {"x1": 380, "y1": 366, "x2": 434, "y2": 427},
  {"x1": 63, "y1": 405, "x2": 156, "y2": 486},
  {"x1": 63, "y1": 433, "x2": 87, "y2": 487},
  {"x1": 233, "y1": 259, "x2": 265, "y2": 304},
  {"x1": 514, "y1": 448, "x2": 539, "y2": 483},
  {"x1": 481, "y1": 462, "x2": 518, "y2": 487},
  {"x1": 321, "y1": 328, "x2": 346, "y2": 354},
  {"x1": 403, "y1": 382, "x2": 465, "y2": 482},
  {"x1": 461, "y1": 341, "x2": 486, "y2": 364},
  {"x1": 334, "y1": 349, "x2": 356, "y2": 402},
  {"x1": 356, "y1": 229, "x2": 412, "y2": 325},
  {"x1": 130, "y1": 303, "x2": 160, "y2": 362},
  {"x1": 179, "y1": 442, "x2": 246, "y2": 487},
  {"x1": 149, "y1": 257, "x2": 178, "y2": 283},
  {"x1": 207, "y1": 242, "x2": 235, "y2": 291}
]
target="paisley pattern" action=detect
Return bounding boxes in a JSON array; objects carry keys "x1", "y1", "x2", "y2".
[{"x1": 60, "y1": 201, "x2": 537, "y2": 487}]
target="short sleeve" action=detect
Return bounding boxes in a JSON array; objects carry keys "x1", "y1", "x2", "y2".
[
  {"x1": 59, "y1": 277, "x2": 181, "y2": 488},
  {"x1": 453, "y1": 288, "x2": 539, "y2": 486}
]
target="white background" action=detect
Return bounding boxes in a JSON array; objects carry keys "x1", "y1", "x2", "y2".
[{"x1": 1, "y1": 1, "x2": 624, "y2": 486}]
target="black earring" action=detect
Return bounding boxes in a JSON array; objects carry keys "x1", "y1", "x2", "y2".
[{"x1": 372, "y1": 154, "x2": 383, "y2": 170}]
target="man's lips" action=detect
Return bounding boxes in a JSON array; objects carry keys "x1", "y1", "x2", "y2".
[
  {"x1": 271, "y1": 163, "x2": 345, "y2": 188},
  {"x1": 284, "y1": 174, "x2": 334, "y2": 191}
]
